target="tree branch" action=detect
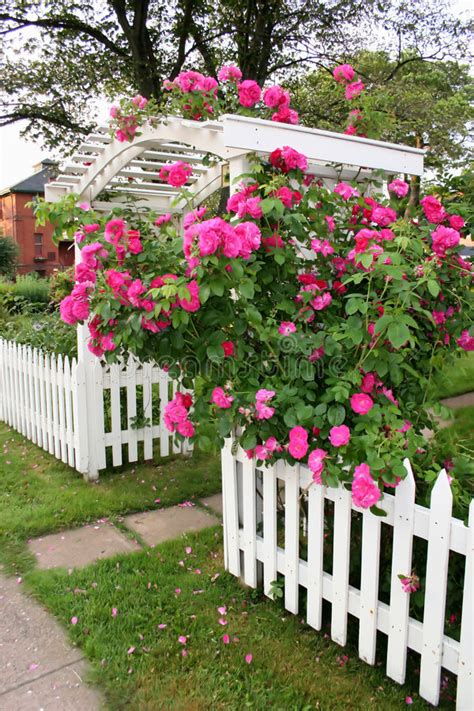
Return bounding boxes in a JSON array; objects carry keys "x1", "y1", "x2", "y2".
[{"x1": 0, "y1": 13, "x2": 128, "y2": 56}]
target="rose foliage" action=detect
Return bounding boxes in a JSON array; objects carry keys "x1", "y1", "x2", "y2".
[{"x1": 36, "y1": 65, "x2": 474, "y2": 515}]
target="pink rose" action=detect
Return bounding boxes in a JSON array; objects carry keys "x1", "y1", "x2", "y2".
[
  {"x1": 271, "y1": 107, "x2": 299, "y2": 124},
  {"x1": 431, "y1": 225, "x2": 460, "y2": 257},
  {"x1": 334, "y1": 182, "x2": 359, "y2": 201},
  {"x1": 361, "y1": 372, "x2": 377, "y2": 393},
  {"x1": 308, "y1": 448, "x2": 328, "y2": 484},
  {"x1": 345, "y1": 80, "x2": 364, "y2": 100},
  {"x1": 448, "y1": 214, "x2": 465, "y2": 231},
  {"x1": 371, "y1": 206, "x2": 397, "y2": 227},
  {"x1": 350, "y1": 393, "x2": 374, "y2": 415},
  {"x1": 333, "y1": 64, "x2": 355, "y2": 83},
  {"x1": 217, "y1": 65, "x2": 242, "y2": 82},
  {"x1": 211, "y1": 387, "x2": 234, "y2": 409},
  {"x1": 420, "y1": 195, "x2": 447, "y2": 224},
  {"x1": 352, "y1": 463, "x2": 381, "y2": 509},
  {"x1": 278, "y1": 321, "x2": 296, "y2": 335},
  {"x1": 269, "y1": 146, "x2": 308, "y2": 173},
  {"x1": 457, "y1": 330, "x2": 474, "y2": 351},
  {"x1": 263, "y1": 85, "x2": 290, "y2": 109},
  {"x1": 160, "y1": 161, "x2": 193, "y2": 188},
  {"x1": 237, "y1": 80, "x2": 261, "y2": 107},
  {"x1": 329, "y1": 425, "x2": 350, "y2": 448},
  {"x1": 288, "y1": 426, "x2": 309, "y2": 460},
  {"x1": 388, "y1": 179, "x2": 409, "y2": 198},
  {"x1": 235, "y1": 222, "x2": 261, "y2": 259}
]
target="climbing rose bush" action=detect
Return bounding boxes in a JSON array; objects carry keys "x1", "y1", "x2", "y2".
[{"x1": 38, "y1": 64, "x2": 473, "y2": 515}]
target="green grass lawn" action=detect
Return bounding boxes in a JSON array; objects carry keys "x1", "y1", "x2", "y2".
[
  {"x1": 432, "y1": 351, "x2": 474, "y2": 399},
  {"x1": 0, "y1": 423, "x2": 221, "y2": 574},
  {"x1": 25, "y1": 527, "x2": 443, "y2": 710}
]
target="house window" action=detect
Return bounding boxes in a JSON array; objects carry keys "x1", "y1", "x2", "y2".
[{"x1": 34, "y1": 233, "x2": 43, "y2": 256}]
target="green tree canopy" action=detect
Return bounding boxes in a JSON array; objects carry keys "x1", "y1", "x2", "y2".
[
  {"x1": 291, "y1": 51, "x2": 473, "y2": 173},
  {"x1": 0, "y1": 0, "x2": 471, "y2": 150}
]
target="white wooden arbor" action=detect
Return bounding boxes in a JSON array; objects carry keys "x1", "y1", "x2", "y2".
[{"x1": 44, "y1": 113, "x2": 424, "y2": 479}]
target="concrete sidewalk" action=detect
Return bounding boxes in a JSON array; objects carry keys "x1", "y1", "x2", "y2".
[{"x1": 0, "y1": 573, "x2": 102, "y2": 710}]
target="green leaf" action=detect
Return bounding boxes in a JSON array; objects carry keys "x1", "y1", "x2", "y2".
[
  {"x1": 239, "y1": 280, "x2": 255, "y2": 299},
  {"x1": 387, "y1": 322, "x2": 410, "y2": 349},
  {"x1": 370, "y1": 505, "x2": 388, "y2": 517},
  {"x1": 327, "y1": 404, "x2": 345, "y2": 426},
  {"x1": 427, "y1": 279, "x2": 440, "y2": 297}
]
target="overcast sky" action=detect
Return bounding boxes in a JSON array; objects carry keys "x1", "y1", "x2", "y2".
[{"x1": 0, "y1": 0, "x2": 472, "y2": 191}]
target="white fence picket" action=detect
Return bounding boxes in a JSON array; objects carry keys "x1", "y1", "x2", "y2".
[
  {"x1": 263, "y1": 462, "x2": 278, "y2": 598},
  {"x1": 158, "y1": 370, "x2": 170, "y2": 457},
  {"x1": 387, "y1": 461, "x2": 416, "y2": 683},
  {"x1": 306, "y1": 481, "x2": 325, "y2": 630},
  {"x1": 420, "y1": 470, "x2": 453, "y2": 705},
  {"x1": 221, "y1": 438, "x2": 241, "y2": 577},
  {"x1": 38, "y1": 349, "x2": 48, "y2": 451},
  {"x1": 26, "y1": 347, "x2": 36, "y2": 443},
  {"x1": 57, "y1": 354, "x2": 67, "y2": 463},
  {"x1": 142, "y1": 362, "x2": 153, "y2": 460},
  {"x1": 331, "y1": 486, "x2": 352, "y2": 645},
  {"x1": 44, "y1": 353, "x2": 54, "y2": 454},
  {"x1": 109, "y1": 362, "x2": 123, "y2": 466},
  {"x1": 284, "y1": 465, "x2": 300, "y2": 615},
  {"x1": 457, "y1": 500, "x2": 473, "y2": 710},
  {"x1": 33, "y1": 349, "x2": 42, "y2": 448},
  {"x1": 50, "y1": 354, "x2": 61, "y2": 459},
  {"x1": 242, "y1": 456, "x2": 257, "y2": 587},
  {"x1": 72, "y1": 359, "x2": 88, "y2": 473},
  {"x1": 63, "y1": 356, "x2": 75, "y2": 467},
  {"x1": 359, "y1": 509, "x2": 382, "y2": 664},
  {"x1": 125, "y1": 356, "x2": 138, "y2": 462}
]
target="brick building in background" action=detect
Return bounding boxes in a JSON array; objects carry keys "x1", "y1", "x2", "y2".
[{"x1": 0, "y1": 159, "x2": 74, "y2": 276}]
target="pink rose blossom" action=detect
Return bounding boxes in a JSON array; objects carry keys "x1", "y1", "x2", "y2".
[
  {"x1": 308, "y1": 448, "x2": 328, "y2": 483},
  {"x1": 288, "y1": 426, "x2": 309, "y2": 460},
  {"x1": 263, "y1": 85, "x2": 290, "y2": 108},
  {"x1": 345, "y1": 80, "x2": 364, "y2": 100},
  {"x1": 351, "y1": 463, "x2": 381, "y2": 509},
  {"x1": 350, "y1": 393, "x2": 374, "y2": 415},
  {"x1": 218, "y1": 65, "x2": 242, "y2": 82},
  {"x1": 159, "y1": 161, "x2": 193, "y2": 188},
  {"x1": 211, "y1": 387, "x2": 234, "y2": 409},
  {"x1": 238, "y1": 80, "x2": 262, "y2": 107},
  {"x1": 334, "y1": 182, "x2": 359, "y2": 201},
  {"x1": 333, "y1": 64, "x2": 355, "y2": 83},
  {"x1": 311, "y1": 238, "x2": 334, "y2": 256},
  {"x1": 431, "y1": 225, "x2": 460, "y2": 257},
  {"x1": 271, "y1": 106, "x2": 299, "y2": 124},
  {"x1": 278, "y1": 321, "x2": 296, "y2": 335},
  {"x1": 329, "y1": 425, "x2": 350, "y2": 448},
  {"x1": 388, "y1": 179, "x2": 409, "y2": 198},
  {"x1": 421, "y1": 195, "x2": 447, "y2": 224},
  {"x1": 457, "y1": 330, "x2": 474, "y2": 351},
  {"x1": 371, "y1": 206, "x2": 397, "y2": 227},
  {"x1": 448, "y1": 214, "x2": 465, "y2": 231}
]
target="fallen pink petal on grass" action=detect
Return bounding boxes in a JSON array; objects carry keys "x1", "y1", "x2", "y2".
[
  {"x1": 71, "y1": 616, "x2": 78, "y2": 625},
  {"x1": 218, "y1": 618, "x2": 228, "y2": 626},
  {"x1": 245, "y1": 653, "x2": 253, "y2": 664},
  {"x1": 178, "y1": 635, "x2": 187, "y2": 645},
  {"x1": 158, "y1": 623, "x2": 167, "y2": 629},
  {"x1": 28, "y1": 663, "x2": 40, "y2": 672},
  {"x1": 111, "y1": 607, "x2": 118, "y2": 617},
  {"x1": 222, "y1": 634, "x2": 230, "y2": 644},
  {"x1": 127, "y1": 646, "x2": 135, "y2": 655},
  {"x1": 181, "y1": 649, "x2": 189, "y2": 657},
  {"x1": 185, "y1": 546, "x2": 192, "y2": 554},
  {"x1": 175, "y1": 588, "x2": 181, "y2": 595},
  {"x1": 405, "y1": 698, "x2": 413, "y2": 705},
  {"x1": 217, "y1": 605, "x2": 227, "y2": 615}
]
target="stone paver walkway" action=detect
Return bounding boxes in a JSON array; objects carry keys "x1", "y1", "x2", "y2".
[
  {"x1": 441, "y1": 391, "x2": 474, "y2": 410},
  {"x1": 27, "y1": 494, "x2": 223, "y2": 569},
  {"x1": 124, "y1": 503, "x2": 219, "y2": 547},
  {"x1": 30, "y1": 521, "x2": 141, "y2": 570},
  {"x1": 0, "y1": 573, "x2": 102, "y2": 710}
]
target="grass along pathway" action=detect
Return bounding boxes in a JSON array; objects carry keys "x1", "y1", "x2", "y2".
[
  {"x1": 0, "y1": 423, "x2": 221, "y2": 575},
  {"x1": 25, "y1": 527, "x2": 443, "y2": 711}
]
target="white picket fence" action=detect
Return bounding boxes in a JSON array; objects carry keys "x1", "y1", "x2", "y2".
[
  {"x1": 0, "y1": 339, "x2": 188, "y2": 477},
  {"x1": 222, "y1": 440, "x2": 473, "y2": 709}
]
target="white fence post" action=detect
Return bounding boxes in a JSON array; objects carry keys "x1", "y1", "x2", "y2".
[{"x1": 457, "y1": 500, "x2": 473, "y2": 710}]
